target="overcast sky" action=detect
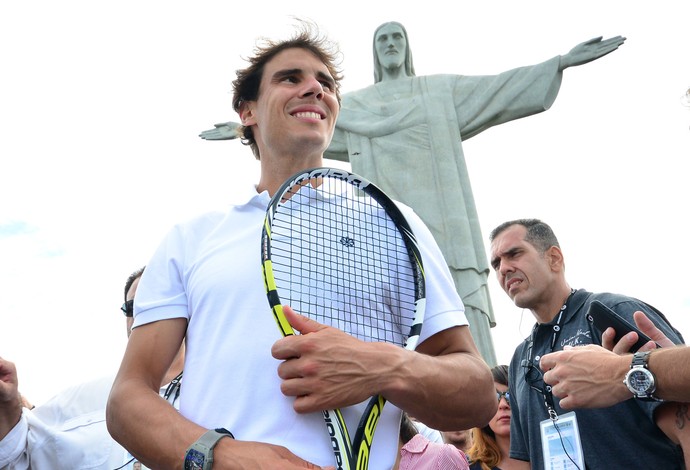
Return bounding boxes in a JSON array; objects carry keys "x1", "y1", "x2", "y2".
[{"x1": 2, "y1": 1, "x2": 689, "y2": 405}]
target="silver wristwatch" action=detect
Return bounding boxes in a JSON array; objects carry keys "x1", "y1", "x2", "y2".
[
  {"x1": 623, "y1": 351, "x2": 662, "y2": 402},
  {"x1": 184, "y1": 428, "x2": 234, "y2": 470}
]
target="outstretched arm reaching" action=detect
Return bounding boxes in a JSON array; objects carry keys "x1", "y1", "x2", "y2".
[
  {"x1": 199, "y1": 121, "x2": 242, "y2": 140},
  {"x1": 559, "y1": 35, "x2": 626, "y2": 71}
]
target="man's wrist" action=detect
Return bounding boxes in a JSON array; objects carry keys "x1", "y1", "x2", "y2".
[
  {"x1": 184, "y1": 428, "x2": 234, "y2": 470},
  {"x1": 617, "y1": 354, "x2": 635, "y2": 400},
  {"x1": 623, "y1": 351, "x2": 662, "y2": 401}
]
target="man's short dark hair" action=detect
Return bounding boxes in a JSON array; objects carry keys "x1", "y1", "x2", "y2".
[
  {"x1": 489, "y1": 218, "x2": 560, "y2": 254},
  {"x1": 124, "y1": 266, "x2": 145, "y2": 301}
]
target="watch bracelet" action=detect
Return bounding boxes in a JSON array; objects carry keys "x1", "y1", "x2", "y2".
[{"x1": 626, "y1": 351, "x2": 663, "y2": 402}]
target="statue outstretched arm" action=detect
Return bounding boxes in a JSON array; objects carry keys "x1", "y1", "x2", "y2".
[
  {"x1": 199, "y1": 121, "x2": 241, "y2": 140},
  {"x1": 559, "y1": 35, "x2": 626, "y2": 71}
]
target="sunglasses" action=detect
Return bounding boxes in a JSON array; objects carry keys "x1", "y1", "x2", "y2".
[
  {"x1": 496, "y1": 390, "x2": 510, "y2": 404},
  {"x1": 121, "y1": 299, "x2": 134, "y2": 317}
]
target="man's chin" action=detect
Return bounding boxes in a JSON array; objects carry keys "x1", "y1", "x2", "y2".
[{"x1": 511, "y1": 292, "x2": 528, "y2": 308}]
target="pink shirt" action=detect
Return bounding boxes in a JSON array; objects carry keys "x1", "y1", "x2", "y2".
[{"x1": 398, "y1": 434, "x2": 469, "y2": 470}]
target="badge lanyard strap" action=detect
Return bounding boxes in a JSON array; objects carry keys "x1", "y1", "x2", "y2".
[
  {"x1": 526, "y1": 289, "x2": 574, "y2": 421},
  {"x1": 526, "y1": 290, "x2": 585, "y2": 470},
  {"x1": 164, "y1": 371, "x2": 183, "y2": 404}
]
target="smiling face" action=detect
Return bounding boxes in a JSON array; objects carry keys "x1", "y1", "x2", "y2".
[
  {"x1": 374, "y1": 23, "x2": 407, "y2": 73},
  {"x1": 240, "y1": 47, "x2": 339, "y2": 163}
]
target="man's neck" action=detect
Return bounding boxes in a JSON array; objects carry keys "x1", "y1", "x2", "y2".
[
  {"x1": 532, "y1": 285, "x2": 573, "y2": 324},
  {"x1": 257, "y1": 154, "x2": 324, "y2": 196}
]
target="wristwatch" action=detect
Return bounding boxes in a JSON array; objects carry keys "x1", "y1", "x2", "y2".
[
  {"x1": 623, "y1": 351, "x2": 662, "y2": 402},
  {"x1": 184, "y1": 428, "x2": 234, "y2": 470}
]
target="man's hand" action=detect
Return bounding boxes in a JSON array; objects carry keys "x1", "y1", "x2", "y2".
[
  {"x1": 602, "y1": 310, "x2": 676, "y2": 353},
  {"x1": 271, "y1": 306, "x2": 390, "y2": 413},
  {"x1": 213, "y1": 437, "x2": 335, "y2": 470},
  {"x1": 540, "y1": 345, "x2": 631, "y2": 409}
]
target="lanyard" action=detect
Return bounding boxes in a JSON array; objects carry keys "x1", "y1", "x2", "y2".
[
  {"x1": 525, "y1": 289, "x2": 575, "y2": 419},
  {"x1": 163, "y1": 371, "x2": 183, "y2": 405}
]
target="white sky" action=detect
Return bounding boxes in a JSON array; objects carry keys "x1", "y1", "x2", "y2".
[{"x1": 1, "y1": 1, "x2": 689, "y2": 406}]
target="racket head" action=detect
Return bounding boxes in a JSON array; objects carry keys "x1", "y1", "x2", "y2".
[
  {"x1": 260, "y1": 167, "x2": 427, "y2": 469},
  {"x1": 261, "y1": 167, "x2": 425, "y2": 348}
]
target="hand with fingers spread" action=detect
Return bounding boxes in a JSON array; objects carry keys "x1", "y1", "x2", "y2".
[{"x1": 559, "y1": 35, "x2": 626, "y2": 70}]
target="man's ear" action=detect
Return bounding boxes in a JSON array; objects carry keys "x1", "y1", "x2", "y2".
[
  {"x1": 546, "y1": 245, "x2": 565, "y2": 272},
  {"x1": 239, "y1": 102, "x2": 256, "y2": 126}
]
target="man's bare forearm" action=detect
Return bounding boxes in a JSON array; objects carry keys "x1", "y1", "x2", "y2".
[
  {"x1": 107, "y1": 376, "x2": 206, "y2": 469},
  {"x1": 649, "y1": 347, "x2": 690, "y2": 402}
]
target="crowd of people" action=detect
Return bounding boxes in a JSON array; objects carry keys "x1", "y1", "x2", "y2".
[{"x1": 1, "y1": 20, "x2": 688, "y2": 470}]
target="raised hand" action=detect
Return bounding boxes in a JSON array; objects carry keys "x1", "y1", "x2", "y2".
[
  {"x1": 198, "y1": 121, "x2": 241, "y2": 140},
  {"x1": 559, "y1": 35, "x2": 626, "y2": 70}
]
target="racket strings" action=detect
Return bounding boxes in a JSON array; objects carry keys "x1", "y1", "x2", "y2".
[{"x1": 269, "y1": 179, "x2": 417, "y2": 344}]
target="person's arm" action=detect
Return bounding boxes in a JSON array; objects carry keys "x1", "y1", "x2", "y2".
[
  {"x1": 107, "y1": 318, "x2": 196, "y2": 468},
  {"x1": 0, "y1": 358, "x2": 22, "y2": 441},
  {"x1": 653, "y1": 401, "x2": 690, "y2": 469},
  {"x1": 558, "y1": 35, "x2": 626, "y2": 71},
  {"x1": 106, "y1": 318, "x2": 328, "y2": 470},
  {"x1": 272, "y1": 307, "x2": 496, "y2": 431},
  {"x1": 646, "y1": 347, "x2": 690, "y2": 402},
  {"x1": 541, "y1": 309, "x2": 687, "y2": 407}
]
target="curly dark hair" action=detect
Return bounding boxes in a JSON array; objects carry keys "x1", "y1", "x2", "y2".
[{"x1": 231, "y1": 20, "x2": 343, "y2": 159}]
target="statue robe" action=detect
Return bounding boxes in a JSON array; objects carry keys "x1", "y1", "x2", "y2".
[{"x1": 326, "y1": 57, "x2": 562, "y2": 363}]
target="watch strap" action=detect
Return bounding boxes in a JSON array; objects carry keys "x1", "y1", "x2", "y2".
[
  {"x1": 184, "y1": 428, "x2": 234, "y2": 469},
  {"x1": 631, "y1": 350, "x2": 651, "y2": 368}
]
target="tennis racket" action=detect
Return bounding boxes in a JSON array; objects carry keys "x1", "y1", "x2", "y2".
[{"x1": 261, "y1": 167, "x2": 426, "y2": 470}]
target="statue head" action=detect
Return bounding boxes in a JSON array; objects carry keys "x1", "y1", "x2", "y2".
[{"x1": 373, "y1": 21, "x2": 415, "y2": 83}]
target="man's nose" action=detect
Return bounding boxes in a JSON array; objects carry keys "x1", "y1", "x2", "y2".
[{"x1": 301, "y1": 77, "x2": 324, "y2": 99}]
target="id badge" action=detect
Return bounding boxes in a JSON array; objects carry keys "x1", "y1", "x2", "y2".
[{"x1": 540, "y1": 411, "x2": 585, "y2": 470}]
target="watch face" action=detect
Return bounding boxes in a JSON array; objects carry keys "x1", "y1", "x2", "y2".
[
  {"x1": 184, "y1": 449, "x2": 205, "y2": 470},
  {"x1": 628, "y1": 369, "x2": 653, "y2": 392}
]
